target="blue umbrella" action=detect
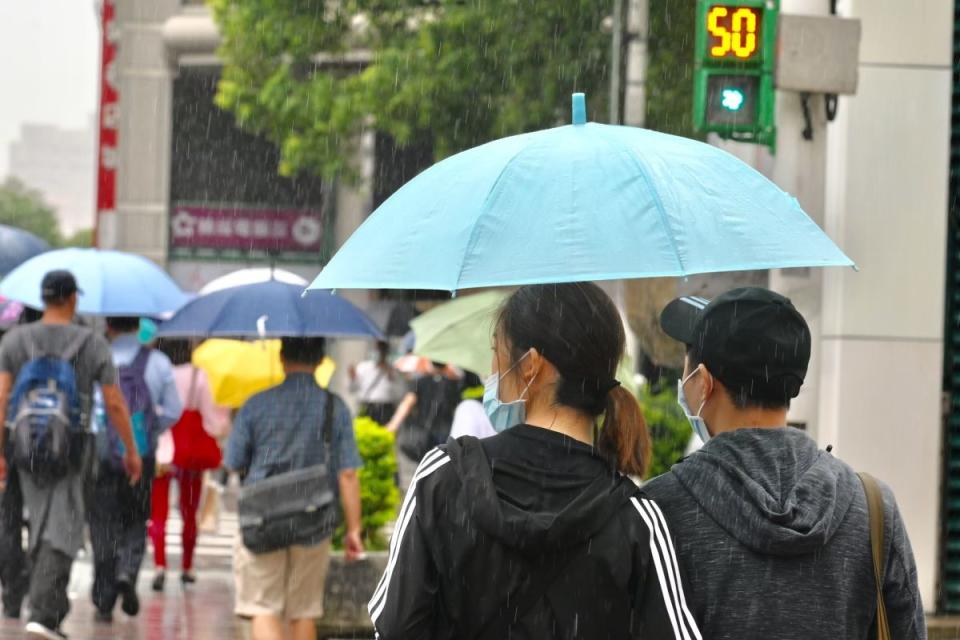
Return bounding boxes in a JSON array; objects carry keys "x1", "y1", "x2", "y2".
[
  {"x1": 0, "y1": 224, "x2": 49, "y2": 277},
  {"x1": 308, "y1": 93, "x2": 853, "y2": 293},
  {"x1": 0, "y1": 248, "x2": 188, "y2": 316},
  {"x1": 156, "y1": 280, "x2": 384, "y2": 339}
]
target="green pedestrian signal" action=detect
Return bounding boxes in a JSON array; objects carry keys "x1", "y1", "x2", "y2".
[{"x1": 693, "y1": 0, "x2": 778, "y2": 150}]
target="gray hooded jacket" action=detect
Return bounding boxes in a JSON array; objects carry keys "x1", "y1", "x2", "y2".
[{"x1": 644, "y1": 427, "x2": 925, "y2": 639}]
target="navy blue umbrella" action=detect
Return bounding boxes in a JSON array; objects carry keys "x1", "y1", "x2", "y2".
[
  {"x1": 0, "y1": 224, "x2": 49, "y2": 277},
  {"x1": 156, "y1": 280, "x2": 384, "y2": 339}
]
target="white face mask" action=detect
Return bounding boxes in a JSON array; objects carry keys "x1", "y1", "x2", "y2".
[
  {"x1": 677, "y1": 367, "x2": 711, "y2": 443},
  {"x1": 482, "y1": 350, "x2": 536, "y2": 433}
]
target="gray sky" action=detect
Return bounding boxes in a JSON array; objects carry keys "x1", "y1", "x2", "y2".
[{"x1": 0, "y1": 1, "x2": 99, "y2": 177}]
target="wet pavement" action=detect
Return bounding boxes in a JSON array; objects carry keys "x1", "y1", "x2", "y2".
[{"x1": 0, "y1": 559, "x2": 238, "y2": 639}]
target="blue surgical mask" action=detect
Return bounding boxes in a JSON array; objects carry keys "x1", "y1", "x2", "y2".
[
  {"x1": 678, "y1": 368, "x2": 711, "y2": 443},
  {"x1": 483, "y1": 351, "x2": 536, "y2": 433}
]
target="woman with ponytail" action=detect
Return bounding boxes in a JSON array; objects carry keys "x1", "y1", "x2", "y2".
[{"x1": 369, "y1": 283, "x2": 702, "y2": 640}]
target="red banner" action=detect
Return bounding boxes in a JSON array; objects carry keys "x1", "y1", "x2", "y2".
[
  {"x1": 94, "y1": 0, "x2": 119, "y2": 245},
  {"x1": 169, "y1": 206, "x2": 324, "y2": 254}
]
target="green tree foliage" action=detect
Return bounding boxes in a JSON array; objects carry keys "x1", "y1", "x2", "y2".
[
  {"x1": 641, "y1": 384, "x2": 693, "y2": 479},
  {"x1": 211, "y1": 0, "x2": 612, "y2": 180},
  {"x1": 0, "y1": 178, "x2": 63, "y2": 246},
  {"x1": 646, "y1": 0, "x2": 700, "y2": 139},
  {"x1": 335, "y1": 416, "x2": 400, "y2": 551}
]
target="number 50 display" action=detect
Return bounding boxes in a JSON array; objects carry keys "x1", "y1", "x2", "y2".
[{"x1": 693, "y1": 0, "x2": 778, "y2": 150}]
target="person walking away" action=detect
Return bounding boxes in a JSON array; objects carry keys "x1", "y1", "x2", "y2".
[
  {"x1": 0, "y1": 433, "x2": 29, "y2": 619},
  {"x1": 0, "y1": 271, "x2": 142, "y2": 639},
  {"x1": 385, "y1": 362, "x2": 461, "y2": 489},
  {"x1": 348, "y1": 340, "x2": 403, "y2": 425},
  {"x1": 646, "y1": 287, "x2": 926, "y2": 639},
  {"x1": 87, "y1": 316, "x2": 182, "y2": 623},
  {"x1": 226, "y1": 337, "x2": 364, "y2": 640},
  {"x1": 150, "y1": 338, "x2": 230, "y2": 591},
  {"x1": 370, "y1": 283, "x2": 702, "y2": 640}
]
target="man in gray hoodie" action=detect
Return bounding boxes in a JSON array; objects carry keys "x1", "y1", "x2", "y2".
[{"x1": 645, "y1": 287, "x2": 926, "y2": 639}]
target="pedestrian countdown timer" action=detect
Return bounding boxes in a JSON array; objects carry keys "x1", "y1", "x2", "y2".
[{"x1": 693, "y1": 0, "x2": 778, "y2": 150}]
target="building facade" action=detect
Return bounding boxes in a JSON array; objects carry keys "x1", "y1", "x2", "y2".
[{"x1": 8, "y1": 120, "x2": 97, "y2": 235}]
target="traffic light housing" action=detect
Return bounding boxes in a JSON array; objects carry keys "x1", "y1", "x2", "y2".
[{"x1": 693, "y1": 1, "x2": 778, "y2": 150}]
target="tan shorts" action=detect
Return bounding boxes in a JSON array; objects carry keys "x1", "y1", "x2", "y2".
[{"x1": 234, "y1": 537, "x2": 332, "y2": 620}]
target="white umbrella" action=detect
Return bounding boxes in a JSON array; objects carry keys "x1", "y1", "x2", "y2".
[{"x1": 199, "y1": 268, "x2": 310, "y2": 295}]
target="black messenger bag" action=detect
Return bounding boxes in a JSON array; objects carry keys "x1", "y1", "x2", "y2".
[{"x1": 238, "y1": 390, "x2": 340, "y2": 554}]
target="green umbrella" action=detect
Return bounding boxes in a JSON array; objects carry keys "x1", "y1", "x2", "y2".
[{"x1": 410, "y1": 290, "x2": 638, "y2": 396}]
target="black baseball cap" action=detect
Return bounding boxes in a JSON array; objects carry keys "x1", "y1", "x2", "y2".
[
  {"x1": 659, "y1": 287, "x2": 811, "y2": 402},
  {"x1": 40, "y1": 270, "x2": 82, "y2": 301}
]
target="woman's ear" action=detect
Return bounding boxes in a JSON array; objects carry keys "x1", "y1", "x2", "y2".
[
  {"x1": 700, "y1": 364, "x2": 716, "y2": 401},
  {"x1": 520, "y1": 348, "x2": 541, "y2": 382}
]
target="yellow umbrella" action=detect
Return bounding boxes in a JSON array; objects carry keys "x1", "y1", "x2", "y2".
[{"x1": 192, "y1": 339, "x2": 336, "y2": 409}]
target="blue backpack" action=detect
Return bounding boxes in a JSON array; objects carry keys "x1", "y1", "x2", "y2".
[
  {"x1": 10, "y1": 329, "x2": 90, "y2": 484},
  {"x1": 98, "y1": 347, "x2": 157, "y2": 469}
]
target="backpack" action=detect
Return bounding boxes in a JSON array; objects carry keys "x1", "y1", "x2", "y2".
[
  {"x1": 10, "y1": 328, "x2": 91, "y2": 484},
  {"x1": 98, "y1": 347, "x2": 157, "y2": 469}
]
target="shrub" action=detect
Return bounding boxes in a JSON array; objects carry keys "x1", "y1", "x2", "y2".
[
  {"x1": 334, "y1": 417, "x2": 400, "y2": 551},
  {"x1": 641, "y1": 384, "x2": 694, "y2": 479}
]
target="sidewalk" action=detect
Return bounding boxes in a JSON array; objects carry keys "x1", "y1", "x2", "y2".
[{"x1": 0, "y1": 559, "x2": 238, "y2": 639}]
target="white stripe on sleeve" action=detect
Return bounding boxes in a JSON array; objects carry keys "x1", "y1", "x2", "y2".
[
  {"x1": 368, "y1": 449, "x2": 451, "y2": 622},
  {"x1": 644, "y1": 499, "x2": 702, "y2": 639},
  {"x1": 632, "y1": 497, "x2": 684, "y2": 639}
]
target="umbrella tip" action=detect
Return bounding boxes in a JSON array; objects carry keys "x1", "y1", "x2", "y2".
[{"x1": 572, "y1": 93, "x2": 587, "y2": 125}]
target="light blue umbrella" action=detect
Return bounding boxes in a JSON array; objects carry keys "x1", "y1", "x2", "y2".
[
  {"x1": 0, "y1": 248, "x2": 188, "y2": 316},
  {"x1": 309, "y1": 94, "x2": 853, "y2": 293}
]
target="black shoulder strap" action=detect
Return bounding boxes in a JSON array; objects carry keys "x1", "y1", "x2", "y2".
[{"x1": 321, "y1": 389, "x2": 336, "y2": 469}]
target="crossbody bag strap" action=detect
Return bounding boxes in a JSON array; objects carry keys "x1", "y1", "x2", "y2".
[
  {"x1": 858, "y1": 472, "x2": 891, "y2": 640},
  {"x1": 322, "y1": 388, "x2": 336, "y2": 471}
]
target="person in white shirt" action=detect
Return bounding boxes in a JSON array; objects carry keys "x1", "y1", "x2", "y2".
[
  {"x1": 449, "y1": 399, "x2": 496, "y2": 440},
  {"x1": 348, "y1": 341, "x2": 403, "y2": 425}
]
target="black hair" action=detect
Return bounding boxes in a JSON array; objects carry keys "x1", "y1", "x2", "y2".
[
  {"x1": 157, "y1": 338, "x2": 193, "y2": 367},
  {"x1": 106, "y1": 316, "x2": 140, "y2": 333},
  {"x1": 686, "y1": 346, "x2": 791, "y2": 411},
  {"x1": 498, "y1": 283, "x2": 650, "y2": 476},
  {"x1": 280, "y1": 336, "x2": 326, "y2": 366}
]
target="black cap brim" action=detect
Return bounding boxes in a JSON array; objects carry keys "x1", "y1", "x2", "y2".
[{"x1": 659, "y1": 295, "x2": 711, "y2": 345}]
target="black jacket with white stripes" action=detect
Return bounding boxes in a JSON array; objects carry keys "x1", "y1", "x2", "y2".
[{"x1": 369, "y1": 425, "x2": 702, "y2": 640}]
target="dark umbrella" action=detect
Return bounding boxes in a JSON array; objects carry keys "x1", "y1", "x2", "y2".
[
  {"x1": 156, "y1": 280, "x2": 384, "y2": 339},
  {"x1": 0, "y1": 225, "x2": 49, "y2": 277}
]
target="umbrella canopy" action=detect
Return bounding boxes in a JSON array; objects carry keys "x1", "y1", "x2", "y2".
[
  {"x1": 409, "y1": 291, "x2": 506, "y2": 377},
  {"x1": 157, "y1": 280, "x2": 383, "y2": 339},
  {"x1": 199, "y1": 267, "x2": 309, "y2": 295},
  {"x1": 0, "y1": 224, "x2": 49, "y2": 277},
  {"x1": 409, "y1": 290, "x2": 639, "y2": 395},
  {"x1": 309, "y1": 93, "x2": 853, "y2": 293},
  {"x1": 0, "y1": 248, "x2": 188, "y2": 316},
  {"x1": 193, "y1": 339, "x2": 335, "y2": 408},
  {"x1": 0, "y1": 296, "x2": 24, "y2": 329}
]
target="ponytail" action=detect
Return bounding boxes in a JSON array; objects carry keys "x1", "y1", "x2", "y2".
[{"x1": 598, "y1": 385, "x2": 651, "y2": 477}]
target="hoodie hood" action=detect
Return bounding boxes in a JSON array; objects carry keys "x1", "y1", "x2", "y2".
[
  {"x1": 445, "y1": 426, "x2": 637, "y2": 554},
  {"x1": 670, "y1": 427, "x2": 859, "y2": 556}
]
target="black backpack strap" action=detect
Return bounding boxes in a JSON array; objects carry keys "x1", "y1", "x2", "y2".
[{"x1": 321, "y1": 388, "x2": 336, "y2": 470}]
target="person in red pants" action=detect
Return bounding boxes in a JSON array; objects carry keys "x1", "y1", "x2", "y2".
[{"x1": 149, "y1": 340, "x2": 230, "y2": 590}]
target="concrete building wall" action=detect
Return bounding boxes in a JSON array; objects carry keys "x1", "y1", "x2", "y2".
[
  {"x1": 8, "y1": 121, "x2": 97, "y2": 234},
  {"x1": 818, "y1": 0, "x2": 952, "y2": 609}
]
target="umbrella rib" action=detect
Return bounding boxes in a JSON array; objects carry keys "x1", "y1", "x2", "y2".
[
  {"x1": 596, "y1": 130, "x2": 687, "y2": 275},
  {"x1": 452, "y1": 145, "x2": 531, "y2": 292}
]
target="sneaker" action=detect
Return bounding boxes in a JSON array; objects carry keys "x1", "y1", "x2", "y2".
[
  {"x1": 116, "y1": 576, "x2": 139, "y2": 617},
  {"x1": 24, "y1": 621, "x2": 68, "y2": 640},
  {"x1": 151, "y1": 571, "x2": 165, "y2": 593},
  {"x1": 180, "y1": 571, "x2": 196, "y2": 586}
]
